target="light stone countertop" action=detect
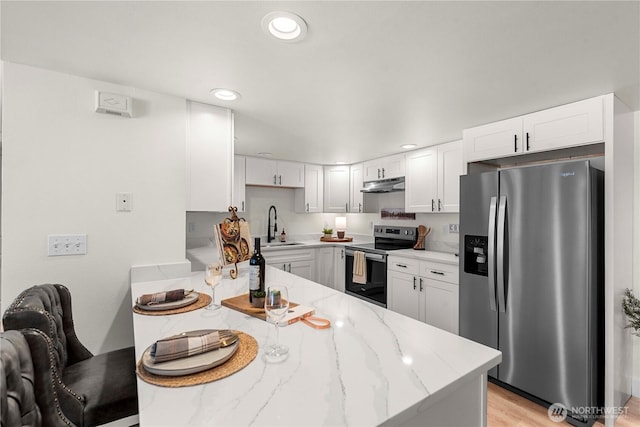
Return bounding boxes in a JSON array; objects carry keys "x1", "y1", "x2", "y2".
[
  {"x1": 387, "y1": 248, "x2": 460, "y2": 265},
  {"x1": 131, "y1": 266, "x2": 500, "y2": 426}
]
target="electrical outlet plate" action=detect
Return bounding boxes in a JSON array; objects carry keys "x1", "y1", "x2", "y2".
[
  {"x1": 117, "y1": 192, "x2": 133, "y2": 211},
  {"x1": 448, "y1": 224, "x2": 459, "y2": 233},
  {"x1": 48, "y1": 234, "x2": 87, "y2": 256}
]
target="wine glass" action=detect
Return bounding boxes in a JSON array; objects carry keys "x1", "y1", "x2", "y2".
[
  {"x1": 264, "y1": 285, "x2": 289, "y2": 361},
  {"x1": 204, "y1": 263, "x2": 223, "y2": 310}
]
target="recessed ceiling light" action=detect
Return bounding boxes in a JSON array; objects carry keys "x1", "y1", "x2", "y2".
[
  {"x1": 257, "y1": 152, "x2": 273, "y2": 157},
  {"x1": 262, "y1": 11, "x2": 308, "y2": 42},
  {"x1": 335, "y1": 161, "x2": 346, "y2": 165},
  {"x1": 401, "y1": 144, "x2": 417, "y2": 149},
  {"x1": 210, "y1": 88, "x2": 240, "y2": 101}
]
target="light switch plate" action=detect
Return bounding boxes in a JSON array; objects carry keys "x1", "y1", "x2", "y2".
[{"x1": 48, "y1": 234, "x2": 87, "y2": 256}]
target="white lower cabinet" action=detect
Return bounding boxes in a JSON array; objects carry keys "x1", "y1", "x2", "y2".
[
  {"x1": 333, "y1": 247, "x2": 346, "y2": 293},
  {"x1": 263, "y1": 248, "x2": 316, "y2": 282},
  {"x1": 316, "y1": 247, "x2": 335, "y2": 288},
  {"x1": 388, "y1": 256, "x2": 459, "y2": 334},
  {"x1": 388, "y1": 269, "x2": 423, "y2": 321},
  {"x1": 315, "y1": 246, "x2": 346, "y2": 292},
  {"x1": 423, "y1": 279, "x2": 459, "y2": 334}
]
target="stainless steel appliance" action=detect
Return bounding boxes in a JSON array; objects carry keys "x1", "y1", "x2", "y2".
[
  {"x1": 459, "y1": 160, "x2": 603, "y2": 427},
  {"x1": 345, "y1": 225, "x2": 417, "y2": 307}
]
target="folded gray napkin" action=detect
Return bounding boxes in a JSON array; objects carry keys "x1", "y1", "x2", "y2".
[
  {"x1": 137, "y1": 289, "x2": 185, "y2": 306},
  {"x1": 150, "y1": 330, "x2": 221, "y2": 363}
]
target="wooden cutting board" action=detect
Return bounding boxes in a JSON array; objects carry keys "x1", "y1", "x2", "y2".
[
  {"x1": 221, "y1": 293, "x2": 298, "y2": 322},
  {"x1": 320, "y1": 236, "x2": 353, "y2": 242}
]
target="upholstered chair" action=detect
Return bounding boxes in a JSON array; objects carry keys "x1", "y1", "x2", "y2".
[
  {"x1": 2, "y1": 284, "x2": 138, "y2": 426},
  {"x1": 1, "y1": 329, "x2": 75, "y2": 426}
]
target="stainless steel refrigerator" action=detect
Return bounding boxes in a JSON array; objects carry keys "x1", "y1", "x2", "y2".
[{"x1": 459, "y1": 160, "x2": 603, "y2": 426}]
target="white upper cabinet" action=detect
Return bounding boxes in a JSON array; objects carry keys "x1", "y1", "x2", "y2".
[
  {"x1": 363, "y1": 153, "x2": 406, "y2": 181},
  {"x1": 405, "y1": 140, "x2": 463, "y2": 213},
  {"x1": 295, "y1": 164, "x2": 323, "y2": 213},
  {"x1": 349, "y1": 163, "x2": 364, "y2": 213},
  {"x1": 245, "y1": 157, "x2": 304, "y2": 188},
  {"x1": 233, "y1": 155, "x2": 246, "y2": 212},
  {"x1": 437, "y1": 140, "x2": 464, "y2": 213},
  {"x1": 464, "y1": 95, "x2": 605, "y2": 163},
  {"x1": 522, "y1": 96, "x2": 604, "y2": 153},
  {"x1": 186, "y1": 101, "x2": 234, "y2": 212},
  {"x1": 276, "y1": 160, "x2": 305, "y2": 187},
  {"x1": 245, "y1": 157, "x2": 277, "y2": 185},
  {"x1": 363, "y1": 160, "x2": 382, "y2": 182},
  {"x1": 324, "y1": 165, "x2": 350, "y2": 213},
  {"x1": 405, "y1": 147, "x2": 438, "y2": 213},
  {"x1": 463, "y1": 117, "x2": 522, "y2": 162}
]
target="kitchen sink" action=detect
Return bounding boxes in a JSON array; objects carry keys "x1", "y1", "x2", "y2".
[{"x1": 262, "y1": 241, "x2": 304, "y2": 248}]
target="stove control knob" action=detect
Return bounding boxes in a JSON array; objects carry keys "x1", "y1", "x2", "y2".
[{"x1": 404, "y1": 230, "x2": 408, "y2": 235}]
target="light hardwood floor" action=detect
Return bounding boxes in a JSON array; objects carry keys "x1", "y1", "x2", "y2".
[{"x1": 488, "y1": 382, "x2": 640, "y2": 426}]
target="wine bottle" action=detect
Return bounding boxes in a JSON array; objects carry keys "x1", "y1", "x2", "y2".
[{"x1": 249, "y1": 237, "x2": 265, "y2": 302}]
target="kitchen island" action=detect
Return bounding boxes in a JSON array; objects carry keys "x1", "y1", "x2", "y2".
[{"x1": 131, "y1": 264, "x2": 501, "y2": 426}]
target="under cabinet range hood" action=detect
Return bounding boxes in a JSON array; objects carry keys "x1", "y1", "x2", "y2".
[{"x1": 361, "y1": 177, "x2": 405, "y2": 193}]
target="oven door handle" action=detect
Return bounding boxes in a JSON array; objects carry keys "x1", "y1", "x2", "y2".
[{"x1": 345, "y1": 250, "x2": 386, "y2": 263}]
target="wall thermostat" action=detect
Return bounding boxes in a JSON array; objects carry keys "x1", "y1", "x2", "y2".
[{"x1": 95, "y1": 91, "x2": 133, "y2": 117}]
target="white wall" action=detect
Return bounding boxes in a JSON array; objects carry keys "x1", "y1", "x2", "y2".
[
  {"x1": 633, "y1": 110, "x2": 640, "y2": 398},
  {"x1": 0, "y1": 62, "x2": 187, "y2": 353},
  {"x1": 187, "y1": 185, "x2": 460, "y2": 253}
]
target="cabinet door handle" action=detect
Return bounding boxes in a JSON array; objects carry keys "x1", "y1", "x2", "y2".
[
  {"x1": 283, "y1": 264, "x2": 287, "y2": 271},
  {"x1": 377, "y1": 168, "x2": 381, "y2": 179},
  {"x1": 346, "y1": 203, "x2": 348, "y2": 212},
  {"x1": 306, "y1": 202, "x2": 310, "y2": 212},
  {"x1": 396, "y1": 263, "x2": 408, "y2": 268},
  {"x1": 241, "y1": 201, "x2": 245, "y2": 211},
  {"x1": 431, "y1": 199, "x2": 435, "y2": 211},
  {"x1": 382, "y1": 168, "x2": 385, "y2": 178},
  {"x1": 438, "y1": 199, "x2": 442, "y2": 211},
  {"x1": 419, "y1": 277, "x2": 423, "y2": 292},
  {"x1": 413, "y1": 276, "x2": 416, "y2": 290},
  {"x1": 514, "y1": 135, "x2": 518, "y2": 152},
  {"x1": 359, "y1": 202, "x2": 362, "y2": 213},
  {"x1": 341, "y1": 249, "x2": 344, "y2": 259},
  {"x1": 431, "y1": 270, "x2": 445, "y2": 275},
  {"x1": 273, "y1": 174, "x2": 277, "y2": 185},
  {"x1": 526, "y1": 132, "x2": 530, "y2": 151},
  {"x1": 288, "y1": 263, "x2": 292, "y2": 273},
  {"x1": 279, "y1": 175, "x2": 282, "y2": 185}
]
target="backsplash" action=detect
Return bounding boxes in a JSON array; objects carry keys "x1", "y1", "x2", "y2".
[{"x1": 186, "y1": 186, "x2": 460, "y2": 253}]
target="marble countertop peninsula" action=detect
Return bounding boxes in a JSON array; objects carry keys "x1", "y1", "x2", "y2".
[{"x1": 131, "y1": 265, "x2": 500, "y2": 426}]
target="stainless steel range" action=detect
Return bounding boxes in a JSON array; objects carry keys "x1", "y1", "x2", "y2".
[{"x1": 345, "y1": 225, "x2": 417, "y2": 307}]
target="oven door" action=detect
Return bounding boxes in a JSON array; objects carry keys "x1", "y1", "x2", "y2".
[{"x1": 344, "y1": 249, "x2": 387, "y2": 307}]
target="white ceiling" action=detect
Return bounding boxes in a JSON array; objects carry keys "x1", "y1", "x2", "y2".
[{"x1": 2, "y1": 1, "x2": 639, "y2": 165}]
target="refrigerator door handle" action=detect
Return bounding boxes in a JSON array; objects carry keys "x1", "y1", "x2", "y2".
[
  {"x1": 487, "y1": 197, "x2": 498, "y2": 312},
  {"x1": 496, "y1": 195, "x2": 507, "y2": 313}
]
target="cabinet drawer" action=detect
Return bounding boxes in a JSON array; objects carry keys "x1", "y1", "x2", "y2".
[
  {"x1": 388, "y1": 256, "x2": 420, "y2": 275},
  {"x1": 263, "y1": 248, "x2": 315, "y2": 264},
  {"x1": 420, "y1": 261, "x2": 458, "y2": 285}
]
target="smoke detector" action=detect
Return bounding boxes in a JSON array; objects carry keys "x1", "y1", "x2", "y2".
[{"x1": 95, "y1": 91, "x2": 133, "y2": 117}]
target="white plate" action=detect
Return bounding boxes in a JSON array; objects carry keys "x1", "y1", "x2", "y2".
[
  {"x1": 142, "y1": 337, "x2": 239, "y2": 376},
  {"x1": 135, "y1": 292, "x2": 199, "y2": 311}
]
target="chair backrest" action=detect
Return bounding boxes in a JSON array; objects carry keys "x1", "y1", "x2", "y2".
[
  {"x1": 2, "y1": 284, "x2": 92, "y2": 369},
  {"x1": 1, "y1": 329, "x2": 78, "y2": 427},
  {"x1": 1, "y1": 330, "x2": 42, "y2": 426}
]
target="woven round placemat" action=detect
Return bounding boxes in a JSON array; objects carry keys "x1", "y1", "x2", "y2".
[
  {"x1": 136, "y1": 331, "x2": 258, "y2": 387},
  {"x1": 133, "y1": 293, "x2": 212, "y2": 316}
]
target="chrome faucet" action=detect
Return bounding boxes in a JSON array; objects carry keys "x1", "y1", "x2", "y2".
[{"x1": 267, "y1": 205, "x2": 278, "y2": 243}]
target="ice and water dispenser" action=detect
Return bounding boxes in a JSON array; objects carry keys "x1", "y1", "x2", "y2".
[{"x1": 464, "y1": 235, "x2": 488, "y2": 276}]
